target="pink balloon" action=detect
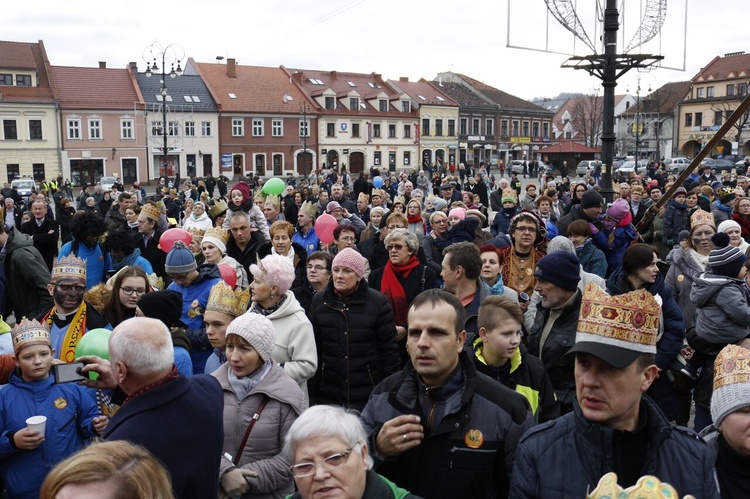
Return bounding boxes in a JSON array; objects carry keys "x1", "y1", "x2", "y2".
[
  {"x1": 218, "y1": 265, "x2": 237, "y2": 288},
  {"x1": 160, "y1": 228, "x2": 193, "y2": 253},
  {"x1": 315, "y1": 214, "x2": 338, "y2": 245}
]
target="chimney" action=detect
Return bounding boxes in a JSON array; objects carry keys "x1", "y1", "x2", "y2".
[
  {"x1": 99, "y1": 61, "x2": 106, "y2": 69},
  {"x1": 129, "y1": 62, "x2": 138, "y2": 74},
  {"x1": 227, "y1": 58, "x2": 236, "y2": 78},
  {"x1": 330, "y1": 71, "x2": 337, "y2": 79},
  {"x1": 399, "y1": 77, "x2": 408, "y2": 82}
]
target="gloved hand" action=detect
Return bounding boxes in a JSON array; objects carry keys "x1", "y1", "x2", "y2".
[
  {"x1": 588, "y1": 222, "x2": 599, "y2": 235},
  {"x1": 220, "y1": 468, "x2": 257, "y2": 497}
]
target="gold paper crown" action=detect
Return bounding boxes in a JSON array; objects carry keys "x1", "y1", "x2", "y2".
[
  {"x1": 186, "y1": 227, "x2": 205, "y2": 240},
  {"x1": 713, "y1": 344, "x2": 750, "y2": 392},
  {"x1": 501, "y1": 188, "x2": 518, "y2": 201},
  {"x1": 51, "y1": 255, "x2": 87, "y2": 283},
  {"x1": 12, "y1": 318, "x2": 51, "y2": 353},
  {"x1": 265, "y1": 194, "x2": 280, "y2": 207},
  {"x1": 371, "y1": 189, "x2": 384, "y2": 198},
  {"x1": 393, "y1": 195, "x2": 406, "y2": 206},
  {"x1": 208, "y1": 200, "x2": 229, "y2": 219},
  {"x1": 141, "y1": 203, "x2": 161, "y2": 222},
  {"x1": 206, "y1": 280, "x2": 250, "y2": 317},
  {"x1": 690, "y1": 209, "x2": 715, "y2": 230},
  {"x1": 587, "y1": 472, "x2": 696, "y2": 499},
  {"x1": 299, "y1": 201, "x2": 318, "y2": 219},
  {"x1": 577, "y1": 282, "x2": 660, "y2": 354},
  {"x1": 204, "y1": 227, "x2": 229, "y2": 245},
  {"x1": 358, "y1": 192, "x2": 369, "y2": 203},
  {"x1": 147, "y1": 273, "x2": 164, "y2": 291}
]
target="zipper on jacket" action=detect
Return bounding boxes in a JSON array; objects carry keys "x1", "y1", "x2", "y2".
[
  {"x1": 366, "y1": 364, "x2": 375, "y2": 387},
  {"x1": 423, "y1": 386, "x2": 437, "y2": 432}
]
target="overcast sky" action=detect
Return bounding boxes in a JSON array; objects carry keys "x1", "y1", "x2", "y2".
[{"x1": 4, "y1": 0, "x2": 747, "y2": 101}]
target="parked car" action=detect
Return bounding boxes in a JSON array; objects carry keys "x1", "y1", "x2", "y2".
[
  {"x1": 700, "y1": 158, "x2": 738, "y2": 173},
  {"x1": 616, "y1": 160, "x2": 648, "y2": 175},
  {"x1": 576, "y1": 160, "x2": 600, "y2": 176},
  {"x1": 11, "y1": 177, "x2": 36, "y2": 203},
  {"x1": 663, "y1": 157, "x2": 693, "y2": 174},
  {"x1": 99, "y1": 176, "x2": 118, "y2": 192}
]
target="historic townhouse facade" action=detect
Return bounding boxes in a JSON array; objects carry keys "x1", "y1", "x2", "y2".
[
  {"x1": 284, "y1": 67, "x2": 419, "y2": 174},
  {"x1": 0, "y1": 40, "x2": 61, "y2": 183},
  {"x1": 678, "y1": 51, "x2": 750, "y2": 158}
]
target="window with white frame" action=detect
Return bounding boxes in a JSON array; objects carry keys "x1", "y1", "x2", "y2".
[
  {"x1": 472, "y1": 118, "x2": 480, "y2": 135},
  {"x1": 252, "y1": 119, "x2": 263, "y2": 137},
  {"x1": 422, "y1": 118, "x2": 430, "y2": 136},
  {"x1": 272, "y1": 119, "x2": 283, "y2": 137},
  {"x1": 460, "y1": 118, "x2": 468, "y2": 135},
  {"x1": 28, "y1": 120, "x2": 43, "y2": 140},
  {"x1": 403, "y1": 151, "x2": 411, "y2": 165},
  {"x1": 501, "y1": 120, "x2": 509, "y2": 137},
  {"x1": 349, "y1": 98, "x2": 359, "y2": 111},
  {"x1": 168, "y1": 121, "x2": 179, "y2": 136},
  {"x1": 403, "y1": 124, "x2": 411, "y2": 138},
  {"x1": 121, "y1": 119, "x2": 134, "y2": 140},
  {"x1": 185, "y1": 121, "x2": 195, "y2": 137},
  {"x1": 299, "y1": 119, "x2": 310, "y2": 138},
  {"x1": 522, "y1": 121, "x2": 529, "y2": 137},
  {"x1": 388, "y1": 124, "x2": 396, "y2": 138},
  {"x1": 485, "y1": 119, "x2": 494, "y2": 136},
  {"x1": 401, "y1": 101, "x2": 411, "y2": 113},
  {"x1": 379, "y1": 100, "x2": 388, "y2": 112},
  {"x1": 201, "y1": 121, "x2": 211, "y2": 136},
  {"x1": 448, "y1": 119, "x2": 455, "y2": 136},
  {"x1": 542, "y1": 122, "x2": 549, "y2": 138},
  {"x1": 232, "y1": 118, "x2": 244, "y2": 137},
  {"x1": 88, "y1": 119, "x2": 102, "y2": 140},
  {"x1": 435, "y1": 119, "x2": 443, "y2": 136},
  {"x1": 151, "y1": 121, "x2": 163, "y2": 136}
]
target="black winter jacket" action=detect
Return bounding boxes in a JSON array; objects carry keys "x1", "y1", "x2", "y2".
[
  {"x1": 361, "y1": 351, "x2": 532, "y2": 499},
  {"x1": 509, "y1": 396, "x2": 720, "y2": 499},
  {"x1": 526, "y1": 290, "x2": 582, "y2": 414},
  {"x1": 309, "y1": 279, "x2": 400, "y2": 411}
]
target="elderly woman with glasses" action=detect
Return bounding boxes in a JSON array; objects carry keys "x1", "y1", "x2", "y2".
[
  {"x1": 284, "y1": 405, "x2": 421, "y2": 499},
  {"x1": 369, "y1": 229, "x2": 437, "y2": 366}
]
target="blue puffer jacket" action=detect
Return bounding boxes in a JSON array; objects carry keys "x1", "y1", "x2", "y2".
[
  {"x1": 509, "y1": 396, "x2": 720, "y2": 499},
  {"x1": 0, "y1": 372, "x2": 98, "y2": 499}
]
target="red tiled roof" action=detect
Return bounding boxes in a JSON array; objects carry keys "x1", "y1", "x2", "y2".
[
  {"x1": 196, "y1": 62, "x2": 312, "y2": 113},
  {"x1": 620, "y1": 81, "x2": 691, "y2": 115},
  {"x1": 692, "y1": 52, "x2": 750, "y2": 82},
  {"x1": 0, "y1": 40, "x2": 55, "y2": 103},
  {"x1": 387, "y1": 78, "x2": 459, "y2": 107},
  {"x1": 453, "y1": 73, "x2": 551, "y2": 115},
  {"x1": 538, "y1": 141, "x2": 601, "y2": 154},
  {"x1": 50, "y1": 66, "x2": 142, "y2": 110}
]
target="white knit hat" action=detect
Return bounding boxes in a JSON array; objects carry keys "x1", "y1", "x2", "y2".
[
  {"x1": 227, "y1": 313, "x2": 276, "y2": 363},
  {"x1": 711, "y1": 344, "x2": 750, "y2": 426}
]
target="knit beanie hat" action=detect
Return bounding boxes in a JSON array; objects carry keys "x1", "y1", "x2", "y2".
[
  {"x1": 718, "y1": 219, "x2": 742, "y2": 235},
  {"x1": 202, "y1": 227, "x2": 229, "y2": 255},
  {"x1": 711, "y1": 344, "x2": 750, "y2": 426},
  {"x1": 534, "y1": 252, "x2": 581, "y2": 291},
  {"x1": 448, "y1": 208, "x2": 466, "y2": 221},
  {"x1": 581, "y1": 189, "x2": 604, "y2": 209},
  {"x1": 431, "y1": 198, "x2": 448, "y2": 211},
  {"x1": 230, "y1": 181, "x2": 252, "y2": 204},
  {"x1": 136, "y1": 290, "x2": 184, "y2": 327},
  {"x1": 672, "y1": 186, "x2": 688, "y2": 198},
  {"x1": 226, "y1": 312, "x2": 276, "y2": 363},
  {"x1": 165, "y1": 240, "x2": 198, "y2": 274},
  {"x1": 546, "y1": 235, "x2": 575, "y2": 255},
  {"x1": 332, "y1": 248, "x2": 365, "y2": 278},
  {"x1": 606, "y1": 198, "x2": 630, "y2": 222},
  {"x1": 677, "y1": 230, "x2": 691, "y2": 242},
  {"x1": 708, "y1": 232, "x2": 746, "y2": 278}
]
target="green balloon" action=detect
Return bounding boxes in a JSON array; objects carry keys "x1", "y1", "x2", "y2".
[
  {"x1": 76, "y1": 328, "x2": 111, "y2": 381},
  {"x1": 262, "y1": 177, "x2": 286, "y2": 195}
]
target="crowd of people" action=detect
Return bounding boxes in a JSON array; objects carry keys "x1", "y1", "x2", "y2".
[{"x1": 0, "y1": 161, "x2": 748, "y2": 498}]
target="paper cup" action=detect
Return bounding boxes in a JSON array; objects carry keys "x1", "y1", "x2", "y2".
[{"x1": 26, "y1": 415, "x2": 47, "y2": 435}]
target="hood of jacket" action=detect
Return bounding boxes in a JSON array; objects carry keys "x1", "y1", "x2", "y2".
[
  {"x1": 5, "y1": 228, "x2": 34, "y2": 254},
  {"x1": 193, "y1": 263, "x2": 222, "y2": 285},
  {"x1": 691, "y1": 272, "x2": 741, "y2": 307}
]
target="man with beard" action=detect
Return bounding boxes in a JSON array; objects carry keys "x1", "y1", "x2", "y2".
[{"x1": 37, "y1": 255, "x2": 110, "y2": 362}]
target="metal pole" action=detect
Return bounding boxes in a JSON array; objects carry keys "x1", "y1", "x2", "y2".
[
  {"x1": 599, "y1": 0, "x2": 619, "y2": 202},
  {"x1": 635, "y1": 81, "x2": 640, "y2": 170},
  {"x1": 162, "y1": 62, "x2": 168, "y2": 180}
]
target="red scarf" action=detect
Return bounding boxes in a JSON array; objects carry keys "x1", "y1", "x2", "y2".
[
  {"x1": 407, "y1": 213, "x2": 422, "y2": 224},
  {"x1": 381, "y1": 255, "x2": 420, "y2": 327}
]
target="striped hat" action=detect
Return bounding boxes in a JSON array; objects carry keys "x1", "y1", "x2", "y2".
[{"x1": 708, "y1": 232, "x2": 746, "y2": 278}]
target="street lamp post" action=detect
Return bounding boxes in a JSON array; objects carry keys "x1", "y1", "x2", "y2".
[
  {"x1": 143, "y1": 42, "x2": 183, "y2": 181},
  {"x1": 635, "y1": 78, "x2": 641, "y2": 167}
]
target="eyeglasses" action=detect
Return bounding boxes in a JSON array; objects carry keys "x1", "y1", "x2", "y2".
[
  {"x1": 338, "y1": 236, "x2": 356, "y2": 243},
  {"x1": 387, "y1": 243, "x2": 406, "y2": 251},
  {"x1": 290, "y1": 446, "x2": 356, "y2": 478},
  {"x1": 169, "y1": 273, "x2": 189, "y2": 281},
  {"x1": 55, "y1": 284, "x2": 86, "y2": 294},
  {"x1": 120, "y1": 287, "x2": 147, "y2": 296},
  {"x1": 306, "y1": 265, "x2": 328, "y2": 271},
  {"x1": 433, "y1": 219, "x2": 448, "y2": 224},
  {"x1": 514, "y1": 226, "x2": 536, "y2": 233}
]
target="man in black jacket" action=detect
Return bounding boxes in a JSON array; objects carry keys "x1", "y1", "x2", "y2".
[
  {"x1": 511, "y1": 283, "x2": 720, "y2": 498},
  {"x1": 361, "y1": 289, "x2": 532, "y2": 499},
  {"x1": 20, "y1": 199, "x2": 59, "y2": 271}
]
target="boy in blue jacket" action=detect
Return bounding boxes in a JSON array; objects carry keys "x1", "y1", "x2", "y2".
[{"x1": 0, "y1": 319, "x2": 108, "y2": 499}]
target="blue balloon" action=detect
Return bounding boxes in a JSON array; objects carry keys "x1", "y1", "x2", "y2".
[{"x1": 373, "y1": 176, "x2": 383, "y2": 188}]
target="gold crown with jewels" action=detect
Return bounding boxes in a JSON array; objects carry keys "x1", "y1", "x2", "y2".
[
  {"x1": 206, "y1": 280, "x2": 250, "y2": 317},
  {"x1": 12, "y1": 318, "x2": 51, "y2": 353},
  {"x1": 587, "y1": 472, "x2": 696, "y2": 499},
  {"x1": 141, "y1": 203, "x2": 161, "y2": 222},
  {"x1": 203, "y1": 227, "x2": 229, "y2": 245}
]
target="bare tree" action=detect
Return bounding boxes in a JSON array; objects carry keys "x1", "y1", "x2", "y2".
[
  {"x1": 568, "y1": 92, "x2": 604, "y2": 148},
  {"x1": 710, "y1": 79, "x2": 750, "y2": 154}
]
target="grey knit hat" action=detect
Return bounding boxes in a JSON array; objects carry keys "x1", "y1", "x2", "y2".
[
  {"x1": 227, "y1": 312, "x2": 276, "y2": 363},
  {"x1": 711, "y1": 344, "x2": 750, "y2": 426},
  {"x1": 165, "y1": 240, "x2": 198, "y2": 274}
]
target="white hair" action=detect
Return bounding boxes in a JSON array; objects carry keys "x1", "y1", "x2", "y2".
[
  {"x1": 109, "y1": 318, "x2": 174, "y2": 376},
  {"x1": 284, "y1": 405, "x2": 373, "y2": 469}
]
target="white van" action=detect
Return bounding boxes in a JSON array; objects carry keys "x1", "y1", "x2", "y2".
[{"x1": 663, "y1": 157, "x2": 692, "y2": 174}]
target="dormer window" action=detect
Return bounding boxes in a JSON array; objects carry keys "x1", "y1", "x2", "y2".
[
  {"x1": 349, "y1": 97, "x2": 359, "y2": 110},
  {"x1": 401, "y1": 101, "x2": 411, "y2": 113}
]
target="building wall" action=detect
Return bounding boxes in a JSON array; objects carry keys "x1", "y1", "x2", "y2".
[
  {"x1": 0, "y1": 102, "x2": 61, "y2": 182},
  {"x1": 419, "y1": 105, "x2": 459, "y2": 169}
]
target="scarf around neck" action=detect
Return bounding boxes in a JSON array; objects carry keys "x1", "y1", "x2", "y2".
[
  {"x1": 381, "y1": 255, "x2": 420, "y2": 327},
  {"x1": 229, "y1": 360, "x2": 273, "y2": 400}
]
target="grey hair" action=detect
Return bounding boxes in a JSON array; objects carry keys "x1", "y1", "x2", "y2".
[
  {"x1": 283, "y1": 405, "x2": 373, "y2": 469},
  {"x1": 229, "y1": 210, "x2": 253, "y2": 225},
  {"x1": 109, "y1": 318, "x2": 174, "y2": 376},
  {"x1": 385, "y1": 228, "x2": 419, "y2": 254}
]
